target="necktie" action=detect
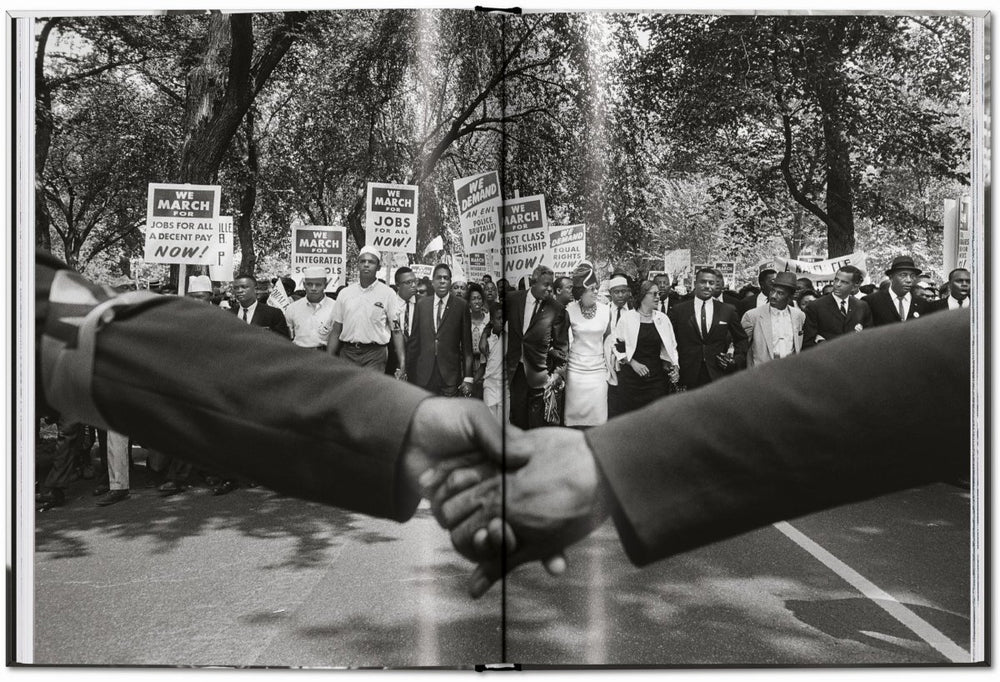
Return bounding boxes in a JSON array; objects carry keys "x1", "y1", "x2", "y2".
[
  {"x1": 404, "y1": 301, "x2": 410, "y2": 335},
  {"x1": 242, "y1": 307, "x2": 249, "y2": 322},
  {"x1": 700, "y1": 301, "x2": 708, "y2": 338},
  {"x1": 839, "y1": 300, "x2": 847, "y2": 318},
  {"x1": 661, "y1": 300, "x2": 666, "y2": 314},
  {"x1": 615, "y1": 306, "x2": 622, "y2": 326},
  {"x1": 897, "y1": 296, "x2": 906, "y2": 321},
  {"x1": 436, "y1": 299, "x2": 444, "y2": 332},
  {"x1": 530, "y1": 298, "x2": 541, "y2": 326}
]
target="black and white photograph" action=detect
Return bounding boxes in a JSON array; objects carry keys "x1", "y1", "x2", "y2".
[{"x1": 9, "y1": 2, "x2": 989, "y2": 670}]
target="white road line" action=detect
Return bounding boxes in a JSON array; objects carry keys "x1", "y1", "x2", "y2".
[{"x1": 773, "y1": 520, "x2": 970, "y2": 663}]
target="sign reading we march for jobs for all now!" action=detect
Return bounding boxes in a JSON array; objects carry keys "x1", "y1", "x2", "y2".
[
  {"x1": 365, "y1": 182, "x2": 418, "y2": 253},
  {"x1": 292, "y1": 226, "x2": 346, "y2": 287},
  {"x1": 144, "y1": 184, "x2": 222, "y2": 264},
  {"x1": 502, "y1": 195, "x2": 548, "y2": 284}
]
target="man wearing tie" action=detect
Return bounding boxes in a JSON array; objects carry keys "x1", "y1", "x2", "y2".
[
  {"x1": 605, "y1": 275, "x2": 631, "y2": 418},
  {"x1": 668, "y1": 268, "x2": 748, "y2": 390},
  {"x1": 740, "y1": 271, "x2": 805, "y2": 367},
  {"x1": 803, "y1": 265, "x2": 873, "y2": 348},
  {"x1": 504, "y1": 264, "x2": 569, "y2": 429},
  {"x1": 230, "y1": 274, "x2": 290, "y2": 338},
  {"x1": 388, "y1": 266, "x2": 417, "y2": 379},
  {"x1": 928, "y1": 268, "x2": 971, "y2": 314},
  {"x1": 864, "y1": 256, "x2": 928, "y2": 326},
  {"x1": 652, "y1": 272, "x2": 677, "y2": 314},
  {"x1": 406, "y1": 263, "x2": 474, "y2": 397}
]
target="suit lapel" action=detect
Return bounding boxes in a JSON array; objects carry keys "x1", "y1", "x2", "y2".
[{"x1": 759, "y1": 308, "x2": 774, "y2": 354}]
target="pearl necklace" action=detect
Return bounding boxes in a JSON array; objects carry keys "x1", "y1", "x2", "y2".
[{"x1": 579, "y1": 302, "x2": 597, "y2": 319}]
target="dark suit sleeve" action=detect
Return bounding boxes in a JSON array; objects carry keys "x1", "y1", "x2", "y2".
[
  {"x1": 461, "y1": 303, "x2": 474, "y2": 379},
  {"x1": 584, "y1": 310, "x2": 970, "y2": 566},
  {"x1": 726, "y1": 306, "x2": 748, "y2": 369},
  {"x1": 802, "y1": 303, "x2": 820, "y2": 348},
  {"x1": 37, "y1": 252, "x2": 430, "y2": 522},
  {"x1": 271, "y1": 307, "x2": 291, "y2": 339},
  {"x1": 406, "y1": 299, "x2": 422, "y2": 377},
  {"x1": 549, "y1": 305, "x2": 570, "y2": 377},
  {"x1": 858, "y1": 299, "x2": 874, "y2": 328}
]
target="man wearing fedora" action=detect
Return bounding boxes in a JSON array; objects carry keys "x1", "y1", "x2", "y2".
[
  {"x1": 740, "y1": 272, "x2": 805, "y2": 368},
  {"x1": 285, "y1": 266, "x2": 336, "y2": 351},
  {"x1": 803, "y1": 264, "x2": 873, "y2": 348},
  {"x1": 864, "y1": 256, "x2": 928, "y2": 326}
]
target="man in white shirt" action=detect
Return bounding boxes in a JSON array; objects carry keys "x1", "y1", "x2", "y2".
[
  {"x1": 327, "y1": 245, "x2": 405, "y2": 375},
  {"x1": 285, "y1": 266, "x2": 336, "y2": 351},
  {"x1": 741, "y1": 272, "x2": 806, "y2": 367},
  {"x1": 928, "y1": 268, "x2": 971, "y2": 314}
]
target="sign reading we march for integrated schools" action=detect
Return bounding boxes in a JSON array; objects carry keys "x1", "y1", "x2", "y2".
[
  {"x1": 143, "y1": 183, "x2": 221, "y2": 264},
  {"x1": 454, "y1": 172, "x2": 502, "y2": 254},
  {"x1": 365, "y1": 182, "x2": 418, "y2": 253},
  {"x1": 292, "y1": 226, "x2": 346, "y2": 286},
  {"x1": 549, "y1": 224, "x2": 585, "y2": 276},
  {"x1": 502, "y1": 195, "x2": 548, "y2": 283}
]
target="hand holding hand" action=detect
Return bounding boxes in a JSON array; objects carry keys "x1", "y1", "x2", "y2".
[{"x1": 629, "y1": 359, "x2": 649, "y2": 377}]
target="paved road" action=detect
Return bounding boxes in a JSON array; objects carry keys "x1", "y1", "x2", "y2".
[{"x1": 31, "y1": 455, "x2": 971, "y2": 668}]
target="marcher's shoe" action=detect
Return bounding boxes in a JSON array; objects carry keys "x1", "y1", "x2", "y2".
[
  {"x1": 92, "y1": 483, "x2": 110, "y2": 496},
  {"x1": 37, "y1": 489, "x2": 65, "y2": 511},
  {"x1": 96, "y1": 490, "x2": 129, "y2": 507},
  {"x1": 212, "y1": 480, "x2": 238, "y2": 496},
  {"x1": 158, "y1": 481, "x2": 185, "y2": 496}
]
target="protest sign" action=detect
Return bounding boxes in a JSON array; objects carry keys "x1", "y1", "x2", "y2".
[
  {"x1": 502, "y1": 195, "x2": 548, "y2": 283},
  {"x1": 454, "y1": 172, "x2": 502, "y2": 254},
  {"x1": 467, "y1": 253, "x2": 488, "y2": 282},
  {"x1": 664, "y1": 249, "x2": 691, "y2": 282},
  {"x1": 365, "y1": 182, "x2": 418, "y2": 253},
  {"x1": 714, "y1": 261, "x2": 737, "y2": 286},
  {"x1": 549, "y1": 224, "x2": 586, "y2": 276},
  {"x1": 143, "y1": 183, "x2": 221, "y2": 265},
  {"x1": 267, "y1": 279, "x2": 290, "y2": 311},
  {"x1": 767, "y1": 251, "x2": 869, "y2": 282},
  {"x1": 410, "y1": 264, "x2": 433, "y2": 281},
  {"x1": 208, "y1": 216, "x2": 234, "y2": 282},
  {"x1": 292, "y1": 225, "x2": 346, "y2": 287}
]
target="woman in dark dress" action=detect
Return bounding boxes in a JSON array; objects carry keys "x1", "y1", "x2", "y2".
[{"x1": 611, "y1": 280, "x2": 679, "y2": 414}]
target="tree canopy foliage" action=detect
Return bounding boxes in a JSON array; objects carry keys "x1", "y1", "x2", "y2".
[{"x1": 35, "y1": 10, "x2": 972, "y2": 284}]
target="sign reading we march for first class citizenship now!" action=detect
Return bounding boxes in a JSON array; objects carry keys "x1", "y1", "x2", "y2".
[
  {"x1": 292, "y1": 225, "x2": 346, "y2": 286},
  {"x1": 502, "y1": 195, "x2": 548, "y2": 283},
  {"x1": 365, "y1": 182, "x2": 418, "y2": 253},
  {"x1": 143, "y1": 183, "x2": 221, "y2": 264}
]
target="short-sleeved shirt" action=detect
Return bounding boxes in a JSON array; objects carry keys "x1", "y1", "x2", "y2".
[
  {"x1": 332, "y1": 280, "x2": 399, "y2": 345},
  {"x1": 285, "y1": 296, "x2": 336, "y2": 348}
]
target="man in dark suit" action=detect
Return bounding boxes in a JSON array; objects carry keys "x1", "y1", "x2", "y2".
[
  {"x1": 435, "y1": 310, "x2": 970, "y2": 595},
  {"x1": 406, "y1": 263, "x2": 474, "y2": 397},
  {"x1": 802, "y1": 264, "x2": 873, "y2": 348},
  {"x1": 504, "y1": 264, "x2": 569, "y2": 429},
  {"x1": 864, "y1": 255, "x2": 929, "y2": 326},
  {"x1": 230, "y1": 274, "x2": 290, "y2": 338},
  {"x1": 652, "y1": 272, "x2": 678, "y2": 314},
  {"x1": 667, "y1": 268, "x2": 747, "y2": 390},
  {"x1": 928, "y1": 268, "x2": 971, "y2": 314}
]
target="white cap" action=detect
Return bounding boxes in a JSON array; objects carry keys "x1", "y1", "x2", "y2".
[
  {"x1": 608, "y1": 276, "x2": 629, "y2": 290},
  {"x1": 358, "y1": 245, "x2": 381, "y2": 263},
  {"x1": 188, "y1": 275, "x2": 213, "y2": 293},
  {"x1": 303, "y1": 266, "x2": 329, "y2": 280}
]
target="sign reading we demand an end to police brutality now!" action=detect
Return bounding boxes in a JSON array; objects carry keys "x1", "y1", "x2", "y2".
[
  {"x1": 365, "y1": 182, "x2": 418, "y2": 253},
  {"x1": 143, "y1": 183, "x2": 221, "y2": 264},
  {"x1": 502, "y1": 195, "x2": 549, "y2": 284},
  {"x1": 454, "y1": 171, "x2": 502, "y2": 254},
  {"x1": 292, "y1": 225, "x2": 347, "y2": 287}
]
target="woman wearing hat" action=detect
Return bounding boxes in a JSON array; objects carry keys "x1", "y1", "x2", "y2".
[
  {"x1": 564, "y1": 262, "x2": 612, "y2": 427},
  {"x1": 609, "y1": 279, "x2": 679, "y2": 415}
]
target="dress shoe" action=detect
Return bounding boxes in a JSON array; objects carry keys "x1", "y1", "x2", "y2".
[
  {"x1": 37, "y1": 489, "x2": 65, "y2": 511},
  {"x1": 92, "y1": 483, "x2": 110, "y2": 496},
  {"x1": 212, "y1": 480, "x2": 237, "y2": 496},
  {"x1": 158, "y1": 481, "x2": 185, "y2": 496},
  {"x1": 96, "y1": 490, "x2": 129, "y2": 507}
]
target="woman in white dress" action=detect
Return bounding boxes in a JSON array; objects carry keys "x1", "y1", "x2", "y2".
[{"x1": 563, "y1": 264, "x2": 611, "y2": 427}]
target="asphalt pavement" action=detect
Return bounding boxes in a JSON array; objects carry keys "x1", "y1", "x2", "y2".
[{"x1": 29, "y1": 449, "x2": 972, "y2": 668}]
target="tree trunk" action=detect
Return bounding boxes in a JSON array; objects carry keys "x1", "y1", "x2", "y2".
[
  {"x1": 35, "y1": 19, "x2": 59, "y2": 252},
  {"x1": 237, "y1": 108, "x2": 259, "y2": 277},
  {"x1": 821, "y1": 102, "x2": 855, "y2": 257}
]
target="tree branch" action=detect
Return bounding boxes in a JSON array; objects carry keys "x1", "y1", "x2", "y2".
[{"x1": 779, "y1": 114, "x2": 833, "y2": 229}]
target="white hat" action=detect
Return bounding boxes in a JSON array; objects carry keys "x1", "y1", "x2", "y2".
[
  {"x1": 188, "y1": 275, "x2": 213, "y2": 293},
  {"x1": 358, "y1": 245, "x2": 381, "y2": 263},
  {"x1": 303, "y1": 266, "x2": 329, "y2": 279},
  {"x1": 608, "y1": 276, "x2": 629, "y2": 290}
]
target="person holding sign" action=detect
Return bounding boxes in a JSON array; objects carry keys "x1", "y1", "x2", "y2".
[
  {"x1": 327, "y1": 246, "x2": 405, "y2": 376},
  {"x1": 285, "y1": 266, "x2": 336, "y2": 351}
]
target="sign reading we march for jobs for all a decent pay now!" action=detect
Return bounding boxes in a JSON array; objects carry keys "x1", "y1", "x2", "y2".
[
  {"x1": 144, "y1": 183, "x2": 221, "y2": 265},
  {"x1": 292, "y1": 226, "x2": 347, "y2": 287},
  {"x1": 365, "y1": 182, "x2": 419, "y2": 253},
  {"x1": 502, "y1": 195, "x2": 549, "y2": 283}
]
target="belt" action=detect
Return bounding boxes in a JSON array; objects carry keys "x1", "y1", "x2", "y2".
[{"x1": 342, "y1": 341, "x2": 386, "y2": 349}]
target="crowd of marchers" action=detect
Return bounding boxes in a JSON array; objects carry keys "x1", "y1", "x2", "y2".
[{"x1": 35, "y1": 248, "x2": 972, "y2": 510}]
